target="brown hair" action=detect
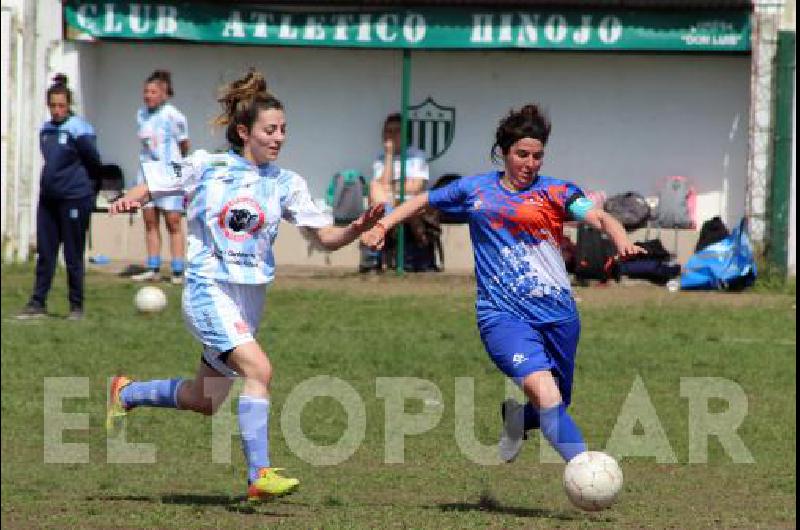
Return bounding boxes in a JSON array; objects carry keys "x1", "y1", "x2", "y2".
[
  {"x1": 213, "y1": 68, "x2": 284, "y2": 150},
  {"x1": 492, "y1": 104, "x2": 551, "y2": 161},
  {"x1": 146, "y1": 69, "x2": 174, "y2": 97},
  {"x1": 383, "y1": 112, "x2": 401, "y2": 130},
  {"x1": 46, "y1": 73, "x2": 73, "y2": 107}
]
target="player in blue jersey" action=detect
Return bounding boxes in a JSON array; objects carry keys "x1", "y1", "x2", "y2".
[
  {"x1": 107, "y1": 69, "x2": 384, "y2": 501},
  {"x1": 17, "y1": 74, "x2": 102, "y2": 321},
  {"x1": 362, "y1": 104, "x2": 645, "y2": 464},
  {"x1": 131, "y1": 70, "x2": 191, "y2": 284}
]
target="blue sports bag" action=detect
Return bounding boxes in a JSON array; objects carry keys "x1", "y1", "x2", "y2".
[{"x1": 680, "y1": 218, "x2": 757, "y2": 291}]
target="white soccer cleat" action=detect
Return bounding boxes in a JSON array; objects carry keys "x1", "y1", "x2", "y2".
[
  {"x1": 499, "y1": 398, "x2": 526, "y2": 463},
  {"x1": 131, "y1": 269, "x2": 158, "y2": 282}
]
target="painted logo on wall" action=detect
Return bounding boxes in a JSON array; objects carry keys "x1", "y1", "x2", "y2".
[{"x1": 408, "y1": 97, "x2": 455, "y2": 162}]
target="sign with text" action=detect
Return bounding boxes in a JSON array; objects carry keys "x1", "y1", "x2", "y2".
[{"x1": 64, "y1": 2, "x2": 752, "y2": 52}]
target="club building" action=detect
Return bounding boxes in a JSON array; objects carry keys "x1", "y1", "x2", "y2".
[{"x1": 1, "y1": 0, "x2": 795, "y2": 273}]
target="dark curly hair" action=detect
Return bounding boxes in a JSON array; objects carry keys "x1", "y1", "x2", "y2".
[
  {"x1": 492, "y1": 104, "x2": 551, "y2": 162},
  {"x1": 146, "y1": 69, "x2": 175, "y2": 97}
]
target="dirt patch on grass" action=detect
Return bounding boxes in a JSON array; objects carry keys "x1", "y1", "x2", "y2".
[{"x1": 271, "y1": 267, "x2": 793, "y2": 309}]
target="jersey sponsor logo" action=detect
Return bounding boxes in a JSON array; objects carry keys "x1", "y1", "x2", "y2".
[
  {"x1": 408, "y1": 97, "x2": 455, "y2": 162},
  {"x1": 218, "y1": 197, "x2": 265, "y2": 242},
  {"x1": 170, "y1": 161, "x2": 184, "y2": 182}
]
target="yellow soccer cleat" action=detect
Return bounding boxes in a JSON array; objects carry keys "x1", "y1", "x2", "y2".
[
  {"x1": 247, "y1": 468, "x2": 300, "y2": 502},
  {"x1": 106, "y1": 375, "x2": 133, "y2": 432}
]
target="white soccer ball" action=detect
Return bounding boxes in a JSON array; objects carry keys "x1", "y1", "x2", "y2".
[
  {"x1": 563, "y1": 451, "x2": 623, "y2": 511},
  {"x1": 134, "y1": 286, "x2": 167, "y2": 314}
]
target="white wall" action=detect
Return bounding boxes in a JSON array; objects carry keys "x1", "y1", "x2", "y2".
[{"x1": 77, "y1": 43, "x2": 751, "y2": 227}]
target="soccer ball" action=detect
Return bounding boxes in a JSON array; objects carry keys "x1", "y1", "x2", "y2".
[
  {"x1": 563, "y1": 451, "x2": 623, "y2": 511},
  {"x1": 134, "y1": 286, "x2": 167, "y2": 314}
]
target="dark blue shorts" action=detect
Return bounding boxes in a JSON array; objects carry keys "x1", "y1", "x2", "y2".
[{"x1": 478, "y1": 311, "x2": 581, "y2": 406}]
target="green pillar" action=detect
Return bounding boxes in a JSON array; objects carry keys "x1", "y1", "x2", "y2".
[
  {"x1": 769, "y1": 31, "x2": 795, "y2": 273},
  {"x1": 396, "y1": 49, "x2": 412, "y2": 275}
]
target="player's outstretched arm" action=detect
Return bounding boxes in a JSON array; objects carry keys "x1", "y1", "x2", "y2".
[
  {"x1": 110, "y1": 184, "x2": 152, "y2": 214},
  {"x1": 308, "y1": 203, "x2": 386, "y2": 251},
  {"x1": 361, "y1": 192, "x2": 430, "y2": 251},
  {"x1": 582, "y1": 208, "x2": 647, "y2": 259}
]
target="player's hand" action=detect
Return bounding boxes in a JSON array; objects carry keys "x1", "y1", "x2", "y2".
[
  {"x1": 110, "y1": 197, "x2": 142, "y2": 215},
  {"x1": 351, "y1": 203, "x2": 385, "y2": 235},
  {"x1": 618, "y1": 242, "x2": 647, "y2": 259},
  {"x1": 361, "y1": 221, "x2": 388, "y2": 250}
]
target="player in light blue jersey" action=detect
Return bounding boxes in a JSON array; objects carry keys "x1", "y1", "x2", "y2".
[
  {"x1": 131, "y1": 70, "x2": 191, "y2": 284},
  {"x1": 108, "y1": 69, "x2": 384, "y2": 501},
  {"x1": 363, "y1": 105, "x2": 645, "y2": 466}
]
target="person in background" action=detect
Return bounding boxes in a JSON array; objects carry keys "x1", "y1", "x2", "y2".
[
  {"x1": 363, "y1": 113, "x2": 429, "y2": 272},
  {"x1": 17, "y1": 74, "x2": 102, "y2": 321},
  {"x1": 131, "y1": 69, "x2": 190, "y2": 284}
]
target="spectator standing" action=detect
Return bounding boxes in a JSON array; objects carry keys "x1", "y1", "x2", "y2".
[
  {"x1": 131, "y1": 69, "x2": 190, "y2": 284},
  {"x1": 17, "y1": 74, "x2": 102, "y2": 320}
]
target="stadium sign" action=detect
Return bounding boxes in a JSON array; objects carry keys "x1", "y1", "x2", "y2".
[{"x1": 64, "y1": 2, "x2": 752, "y2": 52}]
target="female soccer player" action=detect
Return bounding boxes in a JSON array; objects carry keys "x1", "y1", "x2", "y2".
[
  {"x1": 108, "y1": 69, "x2": 383, "y2": 500},
  {"x1": 131, "y1": 70, "x2": 191, "y2": 284},
  {"x1": 17, "y1": 74, "x2": 102, "y2": 320},
  {"x1": 362, "y1": 104, "x2": 645, "y2": 464}
]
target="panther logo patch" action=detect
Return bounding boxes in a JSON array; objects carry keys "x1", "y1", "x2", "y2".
[{"x1": 218, "y1": 197, "x2": 265, "y2": 241}]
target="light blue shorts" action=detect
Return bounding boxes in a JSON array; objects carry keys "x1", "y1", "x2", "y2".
[{"x1": 182, "y1": 278, "x2": 266, "y2": 377}]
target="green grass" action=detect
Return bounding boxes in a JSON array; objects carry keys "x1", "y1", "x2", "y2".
[{"x1": 1, "y1": 264, "x2": 796, "y2": 528}]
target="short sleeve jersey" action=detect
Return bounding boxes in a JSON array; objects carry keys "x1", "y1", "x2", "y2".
[
  {"x1": 136, "y1": 103, "x2": 188, "y2": 179},
  {"x1": 142, "y1": 150, "x2": 332, "y2": 284},
  {"x1": 428, "y1": 171, "x2": 588, "y2": 324},
  {"x1": 372, "y1": 147, "x2": 429, "y2": 182}
]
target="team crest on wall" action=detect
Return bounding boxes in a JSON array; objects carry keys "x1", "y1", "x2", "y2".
[{"x1": 408, "y1": 97, "x2": 455, "y2": 162}]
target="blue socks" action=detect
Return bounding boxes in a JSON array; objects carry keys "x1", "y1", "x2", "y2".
[
  {"x1": 120, "y1": 378, "x2": 183, "y2": 409},
  {"x1": 171, "y1": 258, "x2": 185, "y2": 275},
  {"x1": 146, "y1": 255, "x2": 161, "y2": 271},
  {"x1": 238, "y1": 396, "x2": 270, "y2": 483},
  {"x1": 537, "y1": 403, "x2": 587, "y2": 462}
]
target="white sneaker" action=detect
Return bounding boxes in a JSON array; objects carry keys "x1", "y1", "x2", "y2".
[
  {"x1": 499, "y1": 398, "x2": 526, "y2": 463},
  {"x1": 170, "y1": 274, "x2": 183, "y2": 285},
  {"x1": 131, "y1": 269, "x2": 158, "y2": 282}
]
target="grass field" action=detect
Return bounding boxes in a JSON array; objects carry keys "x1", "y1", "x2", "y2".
[{"x1": 1, "y1": 264, "x2": 796, "y2": 529}]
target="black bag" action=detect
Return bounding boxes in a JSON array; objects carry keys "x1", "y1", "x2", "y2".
[
  {"x1": 603, "y1": 192, "x2": 651, "y2": 231},
  {"x1": 575, "y1": 225, "x2": 618, "y2": 283},
  {"x1": 695, "y1": 216, "x2": 730, "y2": 253},
  {"x1": 619, "y1": 260, "x2": 681, "y2": 285},
  {"x1": 93, "y1": 164, "x2": 126, "y2": 212},
  {"x1": 629, "y1": 239, "x2": 671, "y2": 262},
  {"x1": 384, "y1": 213, "x2": 443, "y2": 272}
]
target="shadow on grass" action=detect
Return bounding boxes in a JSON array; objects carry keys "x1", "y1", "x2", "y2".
[
  {"x1": 434, "y1": 493, "x2": 580, "y2": 521},
  {"x1": 86, "y1": 493, "x2": 298, "y2": 516}
]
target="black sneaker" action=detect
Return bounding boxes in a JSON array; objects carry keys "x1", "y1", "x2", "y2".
[
  {"x1": 67, "y1": 306, "x2": 85, "y2": 321},
  {"x1": 16, "y1": 302, "x2": 47, "y2": 320}
]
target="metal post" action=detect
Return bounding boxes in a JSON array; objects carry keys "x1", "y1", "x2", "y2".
[
  {"x1": 396, "y1": 49, "x2": 411, "y2": 275},
  {"x1": 769, "y1": 30, "x2": 795, "y2": 273}
]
